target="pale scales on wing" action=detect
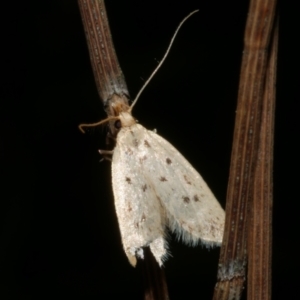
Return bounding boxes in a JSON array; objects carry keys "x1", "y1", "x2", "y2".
[{"x1": 112, "y1": 111, "x2": 225, "y2": 267}]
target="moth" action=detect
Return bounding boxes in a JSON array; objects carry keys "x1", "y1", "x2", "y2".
[
  {"x1": 109, "y1": 110, "x2": 225, "y2": 267},
  {"x1": 79, "y1": 11, "x2": 225, "y2": 267}
]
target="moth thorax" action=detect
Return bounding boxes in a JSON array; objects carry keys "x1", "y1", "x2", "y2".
[{"x1": 119, "y1": 112, "x2": 136, "y2": 127}]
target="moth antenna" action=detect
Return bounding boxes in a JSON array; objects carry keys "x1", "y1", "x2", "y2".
[
  {"x1": 129, "y1": 9, "x2": 199, "y2": 113},
  {"x1": 78, "y1": 116, "x2": 119, "y2": 133}
]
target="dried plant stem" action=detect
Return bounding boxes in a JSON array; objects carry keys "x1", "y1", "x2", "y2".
[
  {"x1": 78, "y1": 0, "x2": 130, "y2": 138},
  {"x1": 213, "y1": 0, "x2": 277, "y2": 299},
  {"x1": 138, "y1": 248, "x2": 170, "y2": 300},
  {"x1": 77, "y1": 0, "x2": 129, "y2": 104},
  {"x1": 247, "y1": 15, "x2": 278, "y2": 300},
  {"x1": 77, "y1": 1, "x2": 169, "y2": 299}
]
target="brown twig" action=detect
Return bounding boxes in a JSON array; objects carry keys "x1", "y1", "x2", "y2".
[
  {"x1": 78, "y1": 0, "x2": 130, "y2": 137},
  {"x1": 213, "y1": 0, "x2": 277, "y2": 299},
  {"x1": 138, "y1": 248, "x2": 170, "y2": 300},
  {"x1": 247, "y1": 15, "x2": 278, "y2": 300},
  {"x1": 77, "y1": 1, "x2": 169, "y2": 299}
]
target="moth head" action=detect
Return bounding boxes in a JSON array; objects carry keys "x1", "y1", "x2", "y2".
[{"x1": 119, "y1": 111, "x2": 136, "y2": 127}]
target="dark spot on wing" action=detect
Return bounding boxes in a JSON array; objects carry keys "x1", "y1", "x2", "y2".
[
  {"x1": 144, "y1": 140, "x2": 151, "y2": 147},
  {"x1": 166, "y1": 158, "x2": 172, "y2": 164},
  {"x1": 135, "y1": 222, "x2": 139, "y2": 228},
  {"x1": 184, "y1": 175, "x2": 192, "y2": 185},
  {"x1": 133, "y1": 139, "x2": 139, "y2": 147},
  {"x1": 125, "y1": 147, "x2": 133, "y2": 155},
  {"x1": 183, "y1": 196, "x2": 190, "y2": 203},
  {"x1": 141, "y1": 213, "x2": 146, "y2": 222},
  {"x1": 159, "y1": 176, "x2": 167, "y2": 182},
  {"x1": 210, "y1": 224, "x2": 217, "y2": 237},
  {"x1": 139, "y1": 155, "x2": 148, "y2": 163},
  {"x1": 142, "y1": 184, "x2": 147, "y2": 192},
  {"x1": 126, "y1": 177, "x2": 132, "y2": 184},
  {"x1": 128, "y1": 202, "x2": 132, "y2": 212},
  {"x1": 194, "y1": 195, "x2": 200, "y2": 202}
]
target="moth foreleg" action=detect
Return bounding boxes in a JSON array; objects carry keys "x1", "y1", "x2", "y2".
[{"x1": 98, "y1": 149, "x2": 114, "y2": 162}]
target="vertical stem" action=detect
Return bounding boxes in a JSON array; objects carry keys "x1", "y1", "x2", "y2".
[
  {"x1": 77, "y1": 0, "x2": 129, "y2": 104},
  {"x1": 247, "y1": 15, "x2": 278, "y2": 300},
  {"x1": 138, "y1": 248, "x2": 170, "y2": 300},
  {"x1": 77, "y1": 1, "x2": 169, "y2": 299},
  {"x1": 78, "y1": 0, "x2": 130, "y2": 138},
  {"x1": 213, "y1": 0, "x2": 277, "y2": 299}
]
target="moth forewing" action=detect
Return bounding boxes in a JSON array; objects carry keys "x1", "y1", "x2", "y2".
[
  {"x1": 111, "y1": 113, "x2": 225, "y2": 266},
  {"x1": 112, "y1": 124, "x2": 169, "y2": 266},
  {"x1": 144, "y1": 129, "x2": 225, "y2": 246}
]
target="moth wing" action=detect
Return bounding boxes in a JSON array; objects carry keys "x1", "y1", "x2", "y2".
[
  {"x1": 112, "y1": 125, "x2": 168, "y2": 266},
  {"x1": 140, "y1": 128, "x2": 225, "y2": 247}
]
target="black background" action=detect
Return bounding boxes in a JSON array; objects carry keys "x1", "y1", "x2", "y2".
[{"x1": 1, "y1": 0, "x2": 298, "y2": 299}]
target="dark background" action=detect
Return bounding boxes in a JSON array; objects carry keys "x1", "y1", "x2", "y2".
[{"x1": 1, "y1": 0, "x2": 298, "y2": 299}]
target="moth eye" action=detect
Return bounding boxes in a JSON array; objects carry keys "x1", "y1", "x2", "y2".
[{"x1": 114, "y1": 120, "x2": 121, "y2": 129}]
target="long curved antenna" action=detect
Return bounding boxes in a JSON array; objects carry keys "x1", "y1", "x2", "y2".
[
  {"x1": 129, "y1": 10, "x2": 199, "y2": 112},
  {"x1": 78, "y1": 116, "x2": 119, "y2": 133}
]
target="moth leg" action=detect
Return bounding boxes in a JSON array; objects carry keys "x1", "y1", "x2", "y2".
[{"x1": 98, "y1": 149, "x2": 114, "y2": 162}]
